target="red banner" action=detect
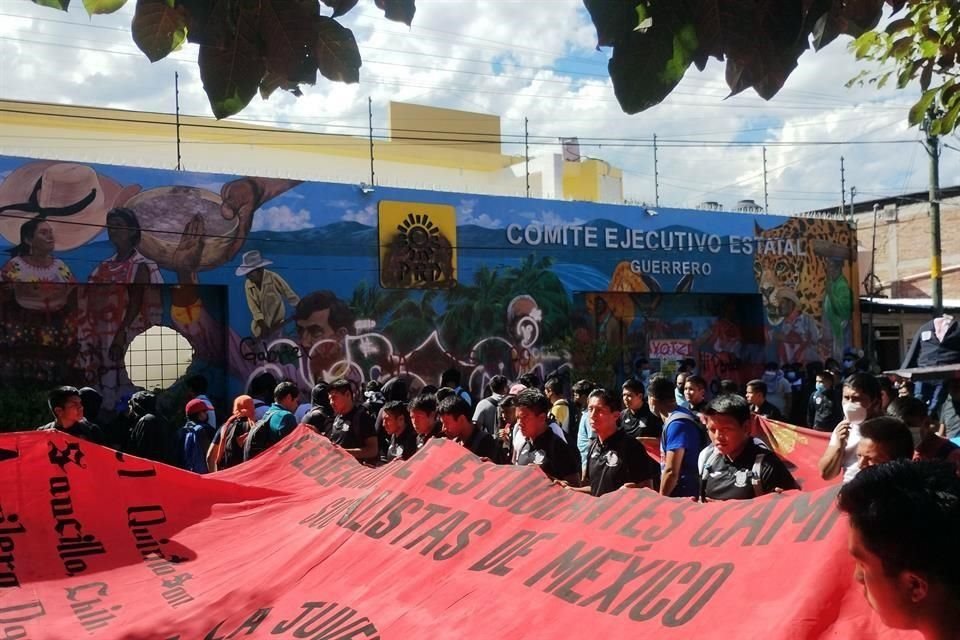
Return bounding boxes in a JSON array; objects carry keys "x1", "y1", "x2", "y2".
[{"x1": 0, "y1": 426, "x2": 908, "y2": 638}]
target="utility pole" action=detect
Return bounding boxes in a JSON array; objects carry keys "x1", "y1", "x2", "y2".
[
  {"x1": 849, "y1": 186, "x2": 856, "y2": 223},
  {"x1": 922, "y1": 107, "x2": 943, "y2": 315},
  {"x1": 368, "y1": 97, "x2": 375, "y2": 187},
  {"x1": 653, "y1": 133, "x2": 660, "y2": 207},
  {"x1": 839, "y1": 156, "x2": 846, "y2": 218},
  {"x1": 762, "y1": 146, "x2": 769, "y2": 213},
  {"x1": 174, "y1": 72, "x2": 182, "y2": 171},
  {"x1": 525, "y1": 117, "x2": 530, "y2": 198}
]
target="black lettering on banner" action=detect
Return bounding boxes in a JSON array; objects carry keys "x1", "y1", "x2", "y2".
[
  {"x1": 662, "y1": 563, "x2": 735, "y2": 627},
  {"x1": 299, "y1": 498, "x2": 351, "y2": 530},
  {"x1": 49, "y1": 476, "x2": 106, "y2": 577},
  {"x1": 524, "y1": 541, "x2": 604, "y2": 592},
  {"x1": 65, "y1": 582, "x2": 121, "y2": 633},
  {"x1": 757, "y1": 488, "x2": 841, "y2": 545},
  {"x1": 469, "y1": 530, "x2": 557, "y2": 577},
  {"x1": 0, "y1": 506, "x2": 26, "y2": 590},
  {"x1": 271, "y1": 601, "x2": 379, "y2": 639},
  {"x1": 628, "y1": 562, "x2": 701, "y2": 622},
  {"x1": 339, "y1": 491, "x2": 394, "y2": 532},
  {"x1": 576, "y1": 556, "x2": 667, "y2": 613},
  {"x1": 688, "y1": 501, "x2": 747, "y2": 547},
  {"x1": 365, "y1": 496, "x2": 421, "y2": 540},
  {"x1": 711, "y1": 498, "x2": 780, "y2": 547},
  {"x1": 425, "y1": 454, "x2": 486, "y2": 495},
  {"x1": 0, "y1": 599, "x2": 46, "y2": 639},
  {"x1": 126, "y1": 505, "x2": 195, "y2": 609},
  {"x1": 203, "y1": 607, "x2": 273, "y2": 639}
]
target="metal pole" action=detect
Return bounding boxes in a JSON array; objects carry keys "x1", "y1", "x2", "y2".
[
  {"x1": 867, "y1": 203, "x2": 879, "y2": 363},
  {"x1": 368, "y1": 96, "x2": 375, "y2": 187},
  {"x1": 525, "y1": 117, "x2": 530, "y2": 198},
  {"x1": 925, "y1": 108, "x2": 943, "y2": 315},
  {"x1": 849, "y1": 186, "x2": 856, "y2": 223},
  {"x1": 174, "y1": 72, "x2": 182, "y2": 171},
  {"x1": 762, "y1": 146, "x2": 769, "y2": 213},
  {"x1": 653, "y1": 133, "x2": 660, "y2": 207},
  {"x1": 840, "y1": 156, "x2": 846, "y2": 217}
]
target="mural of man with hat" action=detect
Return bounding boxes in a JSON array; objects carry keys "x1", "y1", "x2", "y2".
[
  {"x1": 237, "y1": 250, "x2": 300, "y2": 340},
  {"x1": 772, "y1": 285, "x2": 821, "y2": 364}
]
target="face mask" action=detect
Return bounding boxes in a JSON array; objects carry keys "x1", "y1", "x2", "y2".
[
  {"x1": 909, "y1": 427, "x2": 923, "y2": 448},
  {"x1": 786, "y1": 372, "x2": 797, "y2": 381},
  {"x1": 815, "y1": 382, "x2": 826, "y2": 393},
  {"x1": 843, "y1": 360, "x2": 854, "y2": 370},
  {"x1": 842, "y1": 401, "x2": 868, "y2": 425}
]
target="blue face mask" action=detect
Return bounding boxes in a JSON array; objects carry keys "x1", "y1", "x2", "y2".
[
  {"x1": 786, "y1": 371, "x2": 797, "y2": 382},
  {"x1": 815, "y1": 382, "x2": 826, "y2": 393}
]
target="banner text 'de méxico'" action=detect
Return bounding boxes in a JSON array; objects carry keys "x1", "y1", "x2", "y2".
[{"x1": 0, "y1": 426, "x2": 910, "y2": 639}]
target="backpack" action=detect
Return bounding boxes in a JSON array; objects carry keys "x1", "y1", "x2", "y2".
[
  {"x1": 664, "y1": 410, "x2": 710, "y2": 452},
  {"x1": 243, "y1": 410, "x2": 281, "y2": 462},
  {"x1": 219, "y1": 416, "x2": 253, "y2": 469},
  {"x1": 181, "y1": 422, "x2": 214, "y2": 474}
]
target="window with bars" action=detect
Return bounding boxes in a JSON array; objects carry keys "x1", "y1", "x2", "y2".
[{"x1": 124, "y1": 326, "x2": 194, "y2": 390}]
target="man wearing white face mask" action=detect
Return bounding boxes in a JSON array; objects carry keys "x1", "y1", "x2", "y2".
[{"x1": 818, "y1": 373, "x2": 883, "y2": 483}]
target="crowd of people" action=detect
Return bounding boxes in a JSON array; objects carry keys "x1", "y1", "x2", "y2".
[{"x1": 28, "y1": 360, "x2": 960, "y2": 638}]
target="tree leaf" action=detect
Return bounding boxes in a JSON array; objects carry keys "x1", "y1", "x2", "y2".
[
  {"x1": 260, "y1": 1, "x2": 321, "y2": 88},
  {"x1": 197, "y1": 1, "x2": 265, "y2": 119},
  {"x1": 31, "y1": 0, "x2": 70, "y2": 9},
  {"x1": 374, "y1": 0, "x2": 415, "y2": 26},
  {"x1": 885, "y1": 17, "x2": 914, "y2": 34},
  {"x1": 322, "y1": 0, "x2": 360, "y2": 17},
  {"x1": 920, "y1": 59, "x2": 933, "y2": 89},
  {"x1": 941, "y1": 98, "x2": 960, "y2": 135},
  {"x1": 891, "y1": 36, "x2": 914, "y2": 57},
  {"x1": 908, "y1": 87, "x2": 938, "y2": 125},
  {"x1": 132, "y1": 0, "x2": 188, "y2": 63},
  {"x1": 582, "y1": 0, "x2": 639, "y2": 47},
  {"x1": 836, "y1": 0, "x2": 885, "y2": 36},
  {"x1": 314, "y1": 16, "x2": 361, "y2": 83},
  {"x1": 82, "y1": 0, "x2": 127, "y2": 14}
]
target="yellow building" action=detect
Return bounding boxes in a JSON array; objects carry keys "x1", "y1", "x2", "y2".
[{"x1": 0, "y1": 99, "x2": 623, "y2": 203}]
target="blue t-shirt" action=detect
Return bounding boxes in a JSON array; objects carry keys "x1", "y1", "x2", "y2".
[
  {"x1": 266, "y1": 403, "x2": 298, "y2": 438},
  {"x1": 660, "y1": 408, "x2": 703, "y2": 498}
]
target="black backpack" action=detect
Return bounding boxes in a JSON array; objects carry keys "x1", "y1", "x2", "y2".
[
  {"x1": 243, "y1": 411, "x2": 280, "y2": 462},
  {"x1": 219, "y1": 416, "x2": 253, "y2": 469}
]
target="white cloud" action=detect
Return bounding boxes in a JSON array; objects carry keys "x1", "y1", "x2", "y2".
[
  {"x1": 252, "y1": 205, "x2": 312, "y2": 232},
  {"x1": 457, "y1": 199, "x2": 501, "y2": 228},
  {"x1": 342, "y1": 203, "x2": 377, "y2": 225}
]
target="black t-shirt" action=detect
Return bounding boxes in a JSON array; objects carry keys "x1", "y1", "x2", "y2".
[
  {"x1": 458, "y1": 426, "x2": 501, "y2": 462},
  {"x1": 379, "y1": 424, "x2": 418, "y2": 463},
  {"x1": 38, "y1": 419, "x2": 105, "y2": 445},
  {"x1": 752, "y1": 401, "x2": 783, "y2": 421},
  {"x1": 415, "y1": 423, "x2": 444, "y2": 450},
  {"x1": 585, "y1": 430, "x2": 660, "y2": 497},
  {"x1": 618, "y1": 408, "x2": 662, "y2": 439},
  {"x1": 327, "y1": 406, "x2": 377, "y2": 453},
  {"x1": 699, "y1": 440, "x2": 799, "y2": 501},
  {"x1": 303, "y1": 406, "x2": 334, "y2": 434},
  {"x1": 515, "y1": 427, "x2": 579, "y2": 481}
]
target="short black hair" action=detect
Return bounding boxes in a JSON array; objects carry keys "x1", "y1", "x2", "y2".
[
  {"x1": 515, "y1": 389, "x2": 551, "y2": 415},
  {"x1": 859, "y1": 417, "x2": 914, "y2": 461},
  {"x1": 436, "y1": 395, "x2": 471, "y2": 420},
  {"x1": 718, "y1": 379, "x2": 740, "y2": 395},
  {"x1": 489, "y1": 375, "x2": 509, "y2": 395},
  {"x1": 409, "y1": 393, "x2": 438, "y2": 414},
  {"x1": 499, "y1": 394, "x2": 517, "y2": 409},
  {"x1": 764, "y1": 361, "x2": 779, "y2": 371},
  {"x1": 382, "y1": 400, "x2": 410, "y2": 424},
  {"x1": 844, "y1": 372, "x2": 882, "y2": 402},
  {"x1": 647, "y1": 374, "x2": 676, "y2": 404},
  {"x1": 48, "y1": 386, "x2": 80, "y2": 412},
  {"x1": 328, "y1": 378, "x2": 354, "y2": 395},
  {"x1": 877, "y1": 376, "x2": 895, "y2": 397},
  {"x1": 746, "y1": 379, "x2": 767, "y2": 395},
  {"x1": 704, "y1": 394, "x2": 751, "y2": 424},
  {"x1": 440, "y1": 367, "x2": 461, "y2": 387},
  {"x1": 887, "y1": 396, "x2": 928, "y2": 424},
  {"x1": 186, "y1": 374, "x2": 208, "y2": 394},
  {"x1": 816, "y1": 370, "x2": 835, "y2": 385},
  {"x1": 435, "y1": 387, "x2": 456, "y2": 403},
  {"x1": 837, "y1": 460, "x2": 960, "y2": 596},
  {"x1": 274, "y1": 381, "x2": 299, "y2": 403},
  {"x1": 518, "y1": 372, "x2": 541, "y2": 389},
  {"x1": 543, "y1": 376, "x2": 563, "y2": 396},
  {"x1": 622, "y1": 378, "x2": 644, "y2": 395},
  {"x1": 249, "y1": 371, "x2": 278, "y2": 400},
  {"x1": 685, "y1": 375, "x2": 707, "y2": 390},
  {"x1": 587, "y1": 388, "x2": 621, "y2": 412},
  {"x1": 572, "y1": 379, "x2": 596, "y2": 396}
]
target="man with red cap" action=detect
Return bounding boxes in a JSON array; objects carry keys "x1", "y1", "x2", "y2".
[{"x1": 177, "y1": 398, "x2": 216, "y2": 473}]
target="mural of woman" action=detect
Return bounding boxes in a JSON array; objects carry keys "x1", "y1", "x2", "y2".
[
  {"x1": 78, "y1": 208, "x2": 164, "y2": 406},
  {"x1": 0, "y1": 218, "x2": 79, "y2": 382}
]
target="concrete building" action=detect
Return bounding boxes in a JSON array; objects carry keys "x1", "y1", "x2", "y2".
[{"x1": 0, "y1": 99, "x2": 623, "y2": 203}]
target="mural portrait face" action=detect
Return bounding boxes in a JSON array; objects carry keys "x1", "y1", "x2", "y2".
[
  {"x1": 28, "y1": 220, "x2": 56, "y2": 257},
  {"x1": 297, "y1": 308, "x2": 338, "y2": 351}
]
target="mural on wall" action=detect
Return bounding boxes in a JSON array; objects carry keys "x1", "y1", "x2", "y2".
[{"x1": 0, "y1": 155, "x2": 859, "y2": 414}]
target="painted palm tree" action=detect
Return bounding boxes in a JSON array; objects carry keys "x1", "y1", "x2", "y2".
[{"x1": 440, "y1": 265, "x2": 508, "y2": 355}]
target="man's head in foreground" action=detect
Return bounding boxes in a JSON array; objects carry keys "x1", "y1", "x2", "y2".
[{"x1": 837, "y1": 460, "x2": 960, "y2": 638}]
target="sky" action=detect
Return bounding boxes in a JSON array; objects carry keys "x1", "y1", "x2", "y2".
[{"x1": 0, "y1": 0, "x2": 957, "y2": 215}]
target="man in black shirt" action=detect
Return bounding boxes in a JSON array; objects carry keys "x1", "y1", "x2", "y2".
[
  {"x1": 409, "y1": 393, "x2": 444, "y2": 450},
  {"x1": 618, "y1": 378, "x2": 662, "y2": 441},
  {"x1": 37, "y1": 386, "x2": 104, "y2": 444},
  {"x1": 326, "y1": 378, "x2": 378, "y2": 463},
  {"x1": 513, "y1": 389, "x2": 579, "y2": 483},
  {"x1": 564, "y1": 388, "x2": 659, "y2": 497},
  {"x1": 379, "y1": 400, "x2": 418, "y2": 462},
  {"x1": 745, "y1": 379, "x2": 784, "y2": 420},
  {"x1": 437, "y1": 395, "x2": 501, "y2": 461},
  {"x1": 302, "y1": 382, "x2": 334, "y2": 434},
  {"x1": 699, "y1": 394, "x2": 798, "y2": 501},
  {"x1": 807, "y1": 370, "x2": 842, "y2": 432}
]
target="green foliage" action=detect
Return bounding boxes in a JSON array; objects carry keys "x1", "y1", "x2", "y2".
[
  {"x1": 30, "y1": 0, "x2": 415, "y2": 119},
  {"x1": 850, "y1": 0, "x2": 960, "y2": 134},
  {"x1": 547, "y1": 334, "x2": 619, "y2": 392}
]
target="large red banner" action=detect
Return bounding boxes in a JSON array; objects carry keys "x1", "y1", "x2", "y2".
[{"x1": 0, "y1": 425, "x2": 910, "y2": 639}]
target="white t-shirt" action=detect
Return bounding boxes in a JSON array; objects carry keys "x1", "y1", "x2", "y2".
[{"x1": 829, "y1": 422, "x2": 862, "y2": 483}]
